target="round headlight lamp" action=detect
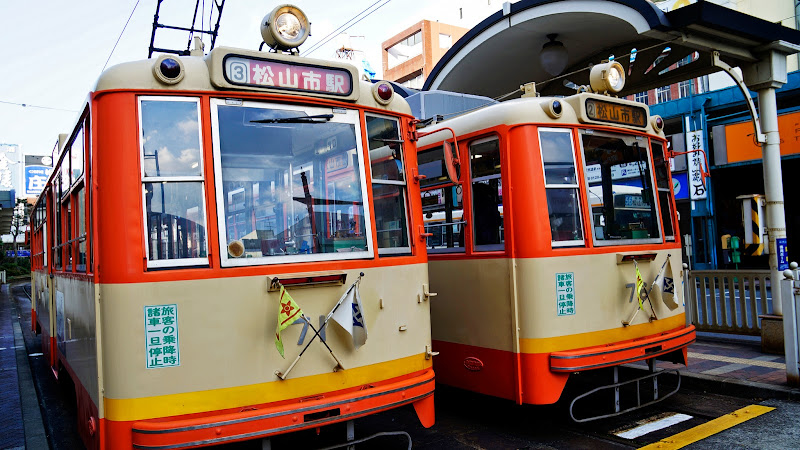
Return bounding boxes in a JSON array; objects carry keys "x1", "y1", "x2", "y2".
[
  {"x1": 589, "y1": 61, "x2": 626, "y2": 94},
  {"x1": 152, "y1": 54, "x2": 185, "y2": 85},
  {"x1": 261, "y1": 5, "x2": 310, "y2": 51}
]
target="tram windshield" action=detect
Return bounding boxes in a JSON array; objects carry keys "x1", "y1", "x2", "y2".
[
  {"x1": 581, "y1": 131, "x2": 661, "y2": 245},
  {"x1": 212, "y1": 100, "x2": 371, "y2": 265}
]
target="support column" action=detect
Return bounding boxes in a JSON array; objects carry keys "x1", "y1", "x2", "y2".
[
  {"x1": 757, "y1": 87, "x2": 787, "y2": 315},
  {"x1": 743, "y1": 43, "x2": 800, "y2": 317}
]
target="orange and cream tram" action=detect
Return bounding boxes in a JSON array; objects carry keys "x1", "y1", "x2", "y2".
[
  {"x1": 28, "y1": 6, "x2": 435, "y2": 449},
  {"x1": 416, "y1": 62, "x2": 695, "y2": 421}
]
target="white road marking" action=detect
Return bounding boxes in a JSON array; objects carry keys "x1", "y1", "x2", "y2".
[{"x1": 615, "y1": 413, "x2": 693, "y2": 439}]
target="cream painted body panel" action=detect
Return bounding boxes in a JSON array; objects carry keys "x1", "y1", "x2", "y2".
[
  {"x1": 100, "y1": 264, "x2": 431, "y2": 400},
  {"x1": 33, "y1": 271, "x2": 52, "y2": 337},
  {"x1": 430, "y1": 251, "x2": 683, "y2": 350},
  {"x1": 418, "y1": 93, "x2": 663, "y2": 149},
  {"x1": 52, "y1": 275, "x2": 98, "y2": 405},
  {"x1": 516, "y1": 251, "x2": 684, "y2": 339},
  {"x1": 94, "y1": 49, "x2": 412, "y2": 115},
  {"x1": 429, "y1": 258, "x2": 513, "y2": 351}
]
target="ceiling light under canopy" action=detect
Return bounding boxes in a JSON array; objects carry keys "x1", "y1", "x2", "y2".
[{"x1": 540, "y1": 34, "x2": 568, "y2": 76}]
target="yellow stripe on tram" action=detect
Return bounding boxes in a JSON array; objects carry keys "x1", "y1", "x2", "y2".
[{"x1": 639, "y1": 404, "x2": 775, "y2": 450}]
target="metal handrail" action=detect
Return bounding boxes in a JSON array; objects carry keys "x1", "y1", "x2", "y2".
[{"x1": 687, "y1": 270, "x2": 772, "y2": 335}]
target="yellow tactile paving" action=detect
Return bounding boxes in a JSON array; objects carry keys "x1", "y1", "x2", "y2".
[
  {"x1": 688, "y1": 352, "x2": 786, "y2": 369},
  {"x1": 638, "y1": 404, "x2": 775, "y2": 449}
]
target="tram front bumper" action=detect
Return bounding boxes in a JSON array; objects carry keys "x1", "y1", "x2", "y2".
[
  {"x1": 129, "y1": 369, "x2": 434, "y2": 449},
  {"x1": 549, "y1": 325, "x2": 695, "y2": 372}
]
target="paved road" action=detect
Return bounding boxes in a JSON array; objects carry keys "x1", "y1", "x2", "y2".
[{"x1": 11, "y1": 284, "x2": 800, "y2": 449}]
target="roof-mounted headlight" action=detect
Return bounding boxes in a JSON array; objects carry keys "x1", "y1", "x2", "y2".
[
  {"x1": 589, "y1": 61, "x2": 625, "y2": 94},
  {"x1": 152, "y1": 54, "x2": 185, "y2": 85},
  {"x1": 261, "y1": 5, "x2": 310, "y2": 52}
]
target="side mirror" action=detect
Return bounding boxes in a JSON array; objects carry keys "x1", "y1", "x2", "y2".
[{"x1": 443, "y1": 140, "x2": 461, "y2": 185}]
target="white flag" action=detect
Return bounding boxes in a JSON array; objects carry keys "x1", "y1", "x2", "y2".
[
  {"x1": 331, "y1": 283, "x2": 368, "y2": 349},
  {"x1": 654, "y1": 259, "x2": 678, "y2": 310}
]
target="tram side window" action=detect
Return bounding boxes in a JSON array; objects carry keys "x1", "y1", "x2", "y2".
[
  {"x1": 139, "y1": 98, "x2": 208, "y2": 267},
  {"x1": 581, "y1": 131, "x2": 661, "y2": 245},
  {"x1": 470, "y1": 137, "x2": 504, "y2": 251},
  {"x1": 539, "y1": 129, "x2": 584, "y2": 245},
  {"x1": 651, "y1": 141, "x2": 675, "y2": 240},
  {"x1": 419, "y1": 146, "x2": 464, "y2": 253},
  {"x1": 53, "y1": 175, "x2": 62, "y2": 270},
  {"x1": 366, "y1": 115, "x2": 410, "y2": 254}
]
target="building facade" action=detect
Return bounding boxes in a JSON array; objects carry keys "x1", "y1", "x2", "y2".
[{"x1": 382, "y1": 20, "x2": 468, "y2": 89}]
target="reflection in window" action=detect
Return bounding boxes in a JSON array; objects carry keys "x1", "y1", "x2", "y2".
[
  {"x1": 141, "y1": 100, "x2": 203, "y2": 177},
  {"x1": 470, "y1": 137, "x2": 503, "y2": 251},
  {"x1": 420, "y1": 146, "x2": 464, "y2": 253},
  {"x1": 145, "y1": 182, "x2": 207, "y2": 260},
  {"x1": 582, "y1": 131, "x2": 660, "y2": 244},
  {"x1": 539, "y1": 129, "x2": 583, "y2": 244},
  {"x1": 53, "y1": 178, "x2": 62, "y2": 270},
  {"x1": 139, "y1": 97, "x2": 208, "y2": 266},
  {"x1": 651, "y1": 141, "x2": 674, "y2": 240},
  {"x1": 214, "y1": 102, "x2": 370, "y2": 265},
  {"x1": 71, "y1": 126, "x2": 84, "y2": 183},
  {"x1": 366, "y1": 115, "x2": 409, "y2": 253},
  {"x1": 77, "y1": 186, "x2": 86, "y2": 272}
]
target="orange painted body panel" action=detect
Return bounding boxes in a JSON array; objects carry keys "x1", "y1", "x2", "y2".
[
  {"x1": 423, "y1": 113, "x2": 691, "y2": 407},
  {"x1": 92, "y1": 91, "x2": 427, "y2": 286},
  {"x1": 95, "y1": 370, "x2": 434, "y2": 450},
  {"x1": 432, "y1": 340, "x2": 518, "y2": 401},
  {"x1": 34, "y1": 84, "x2": 433, "y2": 449}
]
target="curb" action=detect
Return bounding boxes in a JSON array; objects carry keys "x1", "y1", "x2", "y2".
[{"x1": 623, "y1": 364, "x2": 800, "y2": 402}]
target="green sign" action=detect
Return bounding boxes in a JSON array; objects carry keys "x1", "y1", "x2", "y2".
[
  {"x1": 556, "y1": 272, "x2": 576, "y2": 316},
  {"x1": 144, "y1": 304, "x2": 180, "y2": 369}
]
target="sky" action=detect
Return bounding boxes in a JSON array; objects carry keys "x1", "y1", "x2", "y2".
[{"x1": 0, "y1": 0, "x2": 510, "y2": 160}]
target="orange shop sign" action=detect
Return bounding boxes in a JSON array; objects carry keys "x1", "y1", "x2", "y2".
[{"x1": 724, "y1": 111, "x2": 800, "y2": 164}]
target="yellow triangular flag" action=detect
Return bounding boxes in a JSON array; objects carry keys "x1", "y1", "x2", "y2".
[
  {"x1": 275, "y1": 285, "x2": 303, "y2": 358},
  {"x1": 635, "y1": 262, "x2": 646, "y2": 311}
]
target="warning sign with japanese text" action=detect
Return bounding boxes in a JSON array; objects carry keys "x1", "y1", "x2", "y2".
[
  {"x1": 144, "y1": 304, "x2": 180, "y2": 369},
  {"x1": 556, "y1": 272, "x2": 576, "y2": 316}
]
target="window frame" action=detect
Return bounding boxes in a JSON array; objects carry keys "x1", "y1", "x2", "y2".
[
  {"x1": 365, "y1": 112, "x2": 412, "y2": 255},
  {"x1": 468, "y1": 135, "x2": 505, "y2": 252},
  {"x1": 578, "y1": 129, "x2": 663, "y2": 247},
  {"x1": 138, "y1": 96, "x2": 209, "y2": 268},
  {"x1": 650, "y1": 139, "x2": 676, "y2": 241},
  {"x1": 538, "y1": 127, "x2": 585, "y2": 247},
  {"x1": 210, "y1": 98, "x2": 374, "y2": 267}
]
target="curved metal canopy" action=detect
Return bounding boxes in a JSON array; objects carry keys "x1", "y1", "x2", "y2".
[{"x1": 423, "y1": 0, "x2": 800, "y2": 99}]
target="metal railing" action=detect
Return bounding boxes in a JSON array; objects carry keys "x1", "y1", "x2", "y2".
[{"x1": 686, "y1": 270, "x2": 773, "y2": 335}]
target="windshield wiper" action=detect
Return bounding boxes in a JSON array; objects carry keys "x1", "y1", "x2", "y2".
[{"x1": 250, "y1": 114, "x2": 333, "y2": 124}]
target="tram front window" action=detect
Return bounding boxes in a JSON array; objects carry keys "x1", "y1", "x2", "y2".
[
  {"x1": 581, "y1": 131, "x2": 661, "y2": 245},
  {"x1": 213, "y1": 101, "x2": 371, "y2": 265}
]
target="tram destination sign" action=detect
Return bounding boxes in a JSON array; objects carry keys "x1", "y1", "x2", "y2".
[
  {"x1": 585, "y1": 98, "x2": 647, "y2": 128},
  {"x1": 224, "y1": 54, "x2": 353, "y2": 97}
]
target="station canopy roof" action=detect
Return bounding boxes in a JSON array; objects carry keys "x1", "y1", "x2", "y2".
[{"x1": 423, "y1": 0, "x2": 800, "y2": 99}]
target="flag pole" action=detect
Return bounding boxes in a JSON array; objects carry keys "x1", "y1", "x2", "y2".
[
  {"x1": 276, "y1": 314, "x2": 344, "y2": 380},
  {"x1": 273, "y1": 274, "x2": 364, "y2": 380}
]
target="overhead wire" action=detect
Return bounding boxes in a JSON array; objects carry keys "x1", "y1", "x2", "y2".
[
  {"x1": 304, "y1": 0, "x2": 392, "y2": 56},
  {"x1": 0, "y1": 100, "x2": 78, "y2": 113},
  {"x1": 101, "y1": 0, "x2": 142, "y2": 72}
]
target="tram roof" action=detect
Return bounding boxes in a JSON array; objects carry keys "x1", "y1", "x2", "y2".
[{"x1": 423, "y1": 0, "x2": 800, "y2": 99}]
